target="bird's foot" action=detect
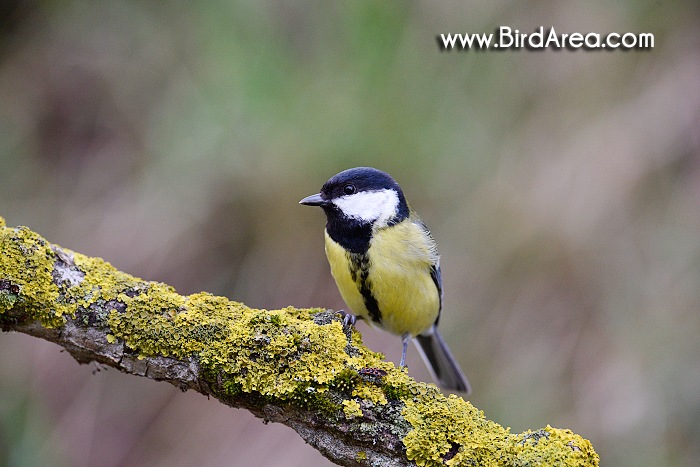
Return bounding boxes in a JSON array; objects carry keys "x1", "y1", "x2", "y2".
[{"x1": 338, "y1": 310, "x2": 362, "y2": 328}]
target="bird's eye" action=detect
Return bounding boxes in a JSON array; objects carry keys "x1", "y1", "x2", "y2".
[{"x1": 343, "y1": 184, "x2": 356, "y2": 195}]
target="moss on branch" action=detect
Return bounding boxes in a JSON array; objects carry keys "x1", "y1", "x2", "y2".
[{"x1": 0, "y1": 215, "x2": 598, "y2": 467}]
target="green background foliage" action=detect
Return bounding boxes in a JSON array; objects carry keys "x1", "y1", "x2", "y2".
[{"x1": 0, "y1": 1, "x2": 698, "y2": 466}]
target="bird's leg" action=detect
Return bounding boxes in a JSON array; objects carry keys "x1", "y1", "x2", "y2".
[{"x1": 400, "y1": 333, "x2": 411, "y2": 368}]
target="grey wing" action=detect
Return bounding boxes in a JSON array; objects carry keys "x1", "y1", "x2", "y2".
[
  {"x1": 430, "y1": 261, "x2": 443, "y2": 321},
  {"x1": 412, "y1": 218, "x2": 470, "y2": 393},
  {"x1": 415, "y1": 217, "x2": 443, "y2": 318}
]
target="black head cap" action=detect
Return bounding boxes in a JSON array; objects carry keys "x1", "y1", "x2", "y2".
[{"x1": 319, "y1": 167, "x2": 405, "y2": 202}]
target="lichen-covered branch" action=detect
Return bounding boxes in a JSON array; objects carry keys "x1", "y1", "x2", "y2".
[{"x1": 0, "y1": 216, "x2": 599, "y2": 467}]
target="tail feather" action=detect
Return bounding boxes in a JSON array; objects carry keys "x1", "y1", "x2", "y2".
[{"x1": 414, "y1": 330, "x2": 471, "y2": 394}]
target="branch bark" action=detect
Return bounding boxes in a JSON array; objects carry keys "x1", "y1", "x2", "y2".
[{"x1": 0, "y1": 216, "x2": 599, "y2": 467}]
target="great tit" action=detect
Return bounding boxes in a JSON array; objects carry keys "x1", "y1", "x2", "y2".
[{"x1": 300, "y1": 167, "x2": 471, "y2": 393}]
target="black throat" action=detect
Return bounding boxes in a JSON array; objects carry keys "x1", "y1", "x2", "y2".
[
  {"x1": 323, "y1": 208, "x2": 373, "y2": 253},
  {"x1": 321, "y1": 196, "x2": 409, "y2": 254}
]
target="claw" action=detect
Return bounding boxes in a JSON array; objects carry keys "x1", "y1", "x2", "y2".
[{"x1": 339, "y1": 310, "x2": 361, "y2": 327}]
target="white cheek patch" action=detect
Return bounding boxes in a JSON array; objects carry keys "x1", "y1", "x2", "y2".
[{"x1": 333, "y1": 189, "x2": 399, "y2": 226}]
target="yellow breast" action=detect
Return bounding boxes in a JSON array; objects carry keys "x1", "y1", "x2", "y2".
[{"x1": 324, "y1": 219, "x2": 440, "y2": 337}]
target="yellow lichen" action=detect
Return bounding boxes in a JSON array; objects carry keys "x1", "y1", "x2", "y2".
[
  {"x1": 73, "y1": 252, "x2": 152, "y2": 307},
  {"x1": 0, "y1": 226, "x2": 64, "y2": 327},
  {"x1": 352, "y1": 382, "x2": 387, "y2": 406},
  {"x1": 0, "y1": 222, "x2": 359, "y2": 403},
  {"x1": 107, "y1": 289, "x2": 351, "y2": 397},
  {"x1": 342, "y1": 399, "x2": 363, "y2": 419},
  {"x1": 346, "y1": 352, "x2": 387, "y2": 372},
  {"x1": 0, "y1": 220, "x2": 599, "y2": 465},
  {"x1": 402, "y1": 391, "x2": 598, "y2": 466}
]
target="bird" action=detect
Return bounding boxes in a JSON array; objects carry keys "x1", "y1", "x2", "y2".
[{"x1": 300, "y1": 167, "x2": 471, "y2": 393}]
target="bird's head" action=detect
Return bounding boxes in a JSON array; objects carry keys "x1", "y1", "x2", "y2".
[{"x1": 300, "y1": 167, "x2": 409, "y2": 227}]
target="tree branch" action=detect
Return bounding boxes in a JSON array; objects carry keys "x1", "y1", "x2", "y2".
[{"x1": 0, "y1": 216, "x2": 598, "y2": 467}]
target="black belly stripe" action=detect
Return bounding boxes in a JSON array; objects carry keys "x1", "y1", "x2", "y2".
[{"x1": 349, "y1": 252, "x2": 382, "y2": 324}]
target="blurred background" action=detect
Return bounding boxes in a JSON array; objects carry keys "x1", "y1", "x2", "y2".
[{"x1": 0, "y1": 1, "x2": 698, "y2": 466}]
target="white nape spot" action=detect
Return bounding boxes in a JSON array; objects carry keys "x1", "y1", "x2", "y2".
[{"x1": 333, "y1": 189, "x2": 399, "y2": 226}]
